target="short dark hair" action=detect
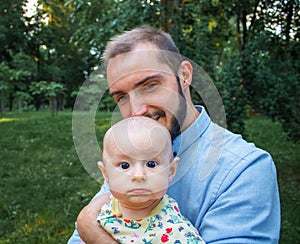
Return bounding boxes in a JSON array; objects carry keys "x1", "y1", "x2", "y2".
[{"x1": 101, "y1": 25, "x2": 183, "y2": 72}]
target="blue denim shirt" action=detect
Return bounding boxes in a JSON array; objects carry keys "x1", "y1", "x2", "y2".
[{"x1": 68, "y1": 106, "x2": 280, "y2": 243}]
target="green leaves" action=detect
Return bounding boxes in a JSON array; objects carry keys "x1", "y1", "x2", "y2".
[
  {"x1": 0, "y1": 0, "x2": 298, "y2": 139},
  {"x1": 29, "y1": 81, "x2": 65, "y2": 97}
]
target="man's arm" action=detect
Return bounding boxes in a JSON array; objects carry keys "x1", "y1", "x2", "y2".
[
  {"x1": 68, "y1": 181, "x2": 118, "y2": 244},
  {"x1": 75, "y1": 193, "x2": 118, "y2": 244},
  {"x1": 199, "y1": 152, "x2": 280, "y2": 243}
]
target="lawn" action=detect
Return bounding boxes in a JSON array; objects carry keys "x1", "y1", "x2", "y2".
[{"x1": 0, "y1": 111, "x2": 299, "y2": 243}]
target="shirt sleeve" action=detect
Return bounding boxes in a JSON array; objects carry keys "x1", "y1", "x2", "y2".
[
  {"x1": 67, "y1": 181, "x2": 111, "y2": 243},
  {"x1": 200, "y1": 151, "x2": 280, "y2": 243},
  {"x1": 93, "y1": 180, "x2": 110, "y2": 199},
  {"x1": 67, "y1": 229, "x2": 82, "y2": 244}
]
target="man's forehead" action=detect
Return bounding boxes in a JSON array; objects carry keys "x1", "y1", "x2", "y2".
[{"x1": 106, "y1": 49, "x2": 173, "y2": 84}]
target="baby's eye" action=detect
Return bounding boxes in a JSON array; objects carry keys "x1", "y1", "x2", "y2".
[
  {"x1": 146, "y1": 161, "x2": 158, "y2": 168},
  {"x1": 119, "y1": 162, "x2": 130, "y2": 169}
]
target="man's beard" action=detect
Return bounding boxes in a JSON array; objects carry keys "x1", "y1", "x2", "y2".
[
  {"x1": 169, "y1": 76, "x2": 187, "y2": 141},
  {"x1": 145, "y1": 76, "x2": 187, "y2": 141}
]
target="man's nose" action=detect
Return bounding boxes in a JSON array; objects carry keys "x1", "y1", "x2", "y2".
[
  {"x1": 131, "y1": 164, "x2": 146, "y2": 181},
  {"x1": 130, "y1": 93, "x2": 148, "y2": 116}
]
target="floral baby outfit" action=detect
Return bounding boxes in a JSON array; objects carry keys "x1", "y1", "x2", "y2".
[{"x1": 97, "y1": 194, "x2": 205, "y2": 243}]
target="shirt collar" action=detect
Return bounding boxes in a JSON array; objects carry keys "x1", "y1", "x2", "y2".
[{"x1": 172, "y1": 105, "x2": 211, "y2": 157}]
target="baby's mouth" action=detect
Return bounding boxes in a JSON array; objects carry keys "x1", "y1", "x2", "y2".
[{"x1": 128, "y1": 189, "x2": 150, "y2": 195}]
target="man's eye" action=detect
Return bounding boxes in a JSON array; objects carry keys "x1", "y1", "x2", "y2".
[
  {"x1": 146, "y1": 161, "x2": 158, "y2": 168},
  {"x1": 140, "y1": 82, "x2": 157, "y2": 93},
  {"x1": 119, "y1": 162, "x2": 130, "y2": 169},
  {"x1": 116, "y1": 94, "x2": 128, "y2": 103},
  {"x1": 145, "y1": 83, "x2": 157, "y2": 90}
]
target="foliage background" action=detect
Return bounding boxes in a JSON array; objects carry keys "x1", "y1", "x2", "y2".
[
  {"x1": 0, "y1": 0, "x2": 299, "y2": 140},
  {"x1": 0, "y1": 0, "x2": 299, "y2": 243}
]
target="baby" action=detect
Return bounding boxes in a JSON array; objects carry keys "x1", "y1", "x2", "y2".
[{"x1": 97, "y1": 116, "x2": 205, "y2": 243}]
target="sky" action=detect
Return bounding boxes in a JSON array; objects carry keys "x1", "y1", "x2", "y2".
[{"x1": 23, "y1": 0, "x2": 38, "y2": 18}]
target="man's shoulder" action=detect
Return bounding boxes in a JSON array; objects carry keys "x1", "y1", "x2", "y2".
[
  {"x1": 188, "y1": 122, "x2": 275, "y2": 187},
  {"x1": 209, "y1": 122, "x2": 271, "y2": 162}
]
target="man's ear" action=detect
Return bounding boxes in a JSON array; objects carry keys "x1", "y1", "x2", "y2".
[
  {"x1": 169, "y1": 157, "x2": 180, "y2": 182},
  {"x1": 97, "y1": 161, "x2": 108, "y2": 182},
  {"x1": 178, "y1": 61, "x2": 193, "y2": 88}
]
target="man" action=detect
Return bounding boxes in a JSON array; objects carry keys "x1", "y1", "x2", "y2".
[{"x1": 68, "y1": 25, "x2": 280, "y2": 243}]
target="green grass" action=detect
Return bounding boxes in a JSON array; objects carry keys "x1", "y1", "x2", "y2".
[
  {"x1": 0, "y1": 112, "x2": 299, "y2": 243},
  {"x1": 245, "y1": 116, "x2": 300, "y2": 243},
  {"x1": 0, "y1": 111, "x2": 108, "y2": 243}
]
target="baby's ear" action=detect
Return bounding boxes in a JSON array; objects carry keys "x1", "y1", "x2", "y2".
[
  {"x1": 169, "y1": 157, "x2": 180, "y2": 182},
  {"x1": 97, "y1": 161, "x2": 108, "y2": 182}
]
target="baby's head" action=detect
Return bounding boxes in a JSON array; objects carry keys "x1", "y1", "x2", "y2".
[
  {"x1": 103, "y1": 116, "x2": 173, "y2": 161},
  {"x1": 98, "y1": 116, "x2": 179, "y2": 204}
]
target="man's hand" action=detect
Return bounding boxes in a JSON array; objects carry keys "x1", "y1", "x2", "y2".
[{"x1": 76, "y1": 193, "x2": 118, "y2": 244}]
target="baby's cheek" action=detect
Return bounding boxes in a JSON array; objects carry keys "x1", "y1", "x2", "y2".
[{"x1": 110, "y1": 181, "x2": 127, "y2": 194}]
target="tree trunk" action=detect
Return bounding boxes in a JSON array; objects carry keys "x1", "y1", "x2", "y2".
[
  {"x1": 8, "y1": 92, "x2": 14, "y2": 111},
  {"x1": 242, "y1": 11, "x2": 247, "y2": 50},
  {"x1": 49, "y1": 96, "x2": 58, "y2": 117},
  {"x1": 237, "y1": 14, "x2": 242, "y2": 52},
  {"x1": 57, "y1": 93, "x2": 64, "y2": 111},
  {"x1": 285, "y1": 0, "x2": 294, "y2": 54},
  {"x1": 160, "y1": 0, "x2": 180, "y2": 43},
  {"x1": 0, "y1": 90, "x2": 5, "y2": 115}
]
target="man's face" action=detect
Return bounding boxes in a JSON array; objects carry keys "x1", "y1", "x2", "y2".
[{"x1": 106, "y1": 44, "x2": 187, "y2": 139}]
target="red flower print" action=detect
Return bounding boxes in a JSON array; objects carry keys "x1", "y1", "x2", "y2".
[
  {"x1": 161, "y1": 234, "x2": 169, "y2": 242},
  {"x1": 174, "y1": 205, "x2": 179, "y2": 212},
  {"x1": 124, "y1": 219, "x2": 131, "y2": 223},
  {"x1": 166, "y1": 228, "x2": 172, "y2": 234}
]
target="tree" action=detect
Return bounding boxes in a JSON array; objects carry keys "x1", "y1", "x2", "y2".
[
  {"x1": 0, "y1": 1, "x2": 34, "y2": 112},
  {"x1": 2, "y1": 0, "x2": 297, "y2": 140},
  {"x1": 21, "y1": 0, "x2": 88, "y2": 109},
  {"x1": 0, "y1": 0, "x2": 27, "y2": 63},
  {"x1": 0, "y1": 62, "x2": 11, "y2": 115},
  {"x1": 234, "y1": 0, "x2": 300, "y2": 141},
  {"x1": 30, "y1": 81, "x2": 65, "y2": 116}
]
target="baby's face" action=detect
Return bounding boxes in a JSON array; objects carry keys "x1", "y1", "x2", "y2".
[{"x1": 100, "y1": 117, "x2": 176, "y2": 206}]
